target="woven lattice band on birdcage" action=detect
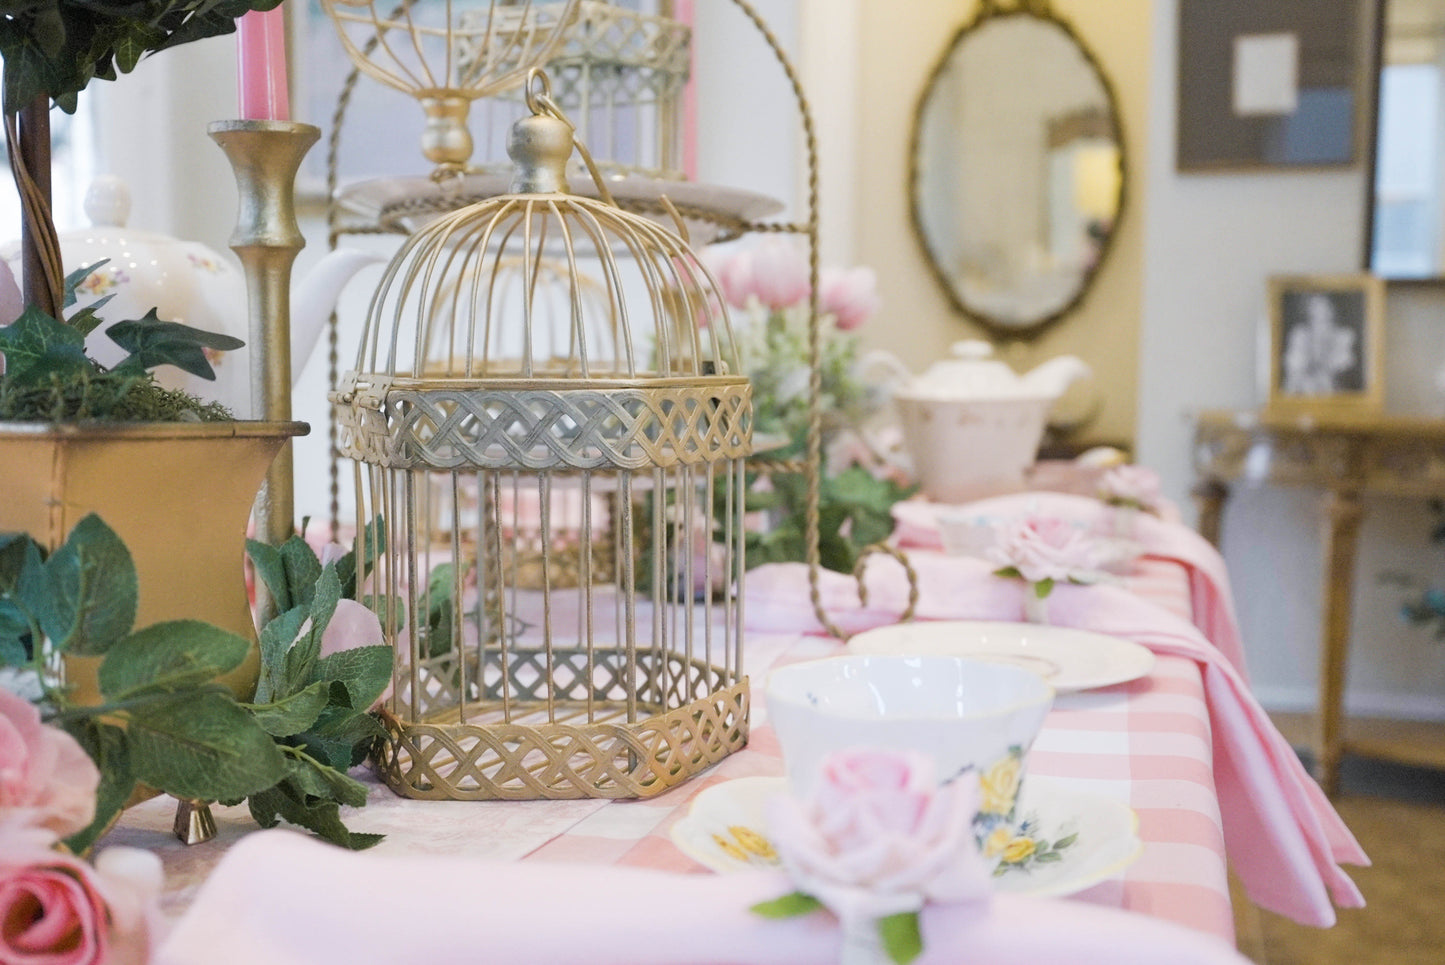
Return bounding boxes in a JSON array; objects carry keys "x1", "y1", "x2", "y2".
[
  {"x1": 335, "y1": 381, "x2": 752, "y2": 471},
  {"x1": 373, "y1": 678, "x2": 749, "y2": 801}
]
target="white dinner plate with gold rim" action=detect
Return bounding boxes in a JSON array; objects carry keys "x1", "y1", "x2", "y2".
[
  {"x1": 844, "y1": 621, "x2": 1155, "y2": 694},
  {"x1": 670, "y1": 775, "x2": 1142, "y2": 899}
]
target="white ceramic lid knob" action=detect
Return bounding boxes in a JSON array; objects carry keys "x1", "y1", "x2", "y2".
[{"x1": 84, "y1": 175, "x2": 130, "y2": 228}]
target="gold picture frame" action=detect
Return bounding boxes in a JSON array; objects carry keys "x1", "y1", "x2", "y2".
[{"x1": 1266, "y1": 273, "x2": 1384, "y2": 415}]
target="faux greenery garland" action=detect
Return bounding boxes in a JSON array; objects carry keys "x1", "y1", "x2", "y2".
[{"x1": 0, "y1": 514, "x2": 391, "y2": 853}]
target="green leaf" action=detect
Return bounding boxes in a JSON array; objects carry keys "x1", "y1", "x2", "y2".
[
  {"x1": 0, "y1": 305, "x2": 91, "y2": 384},
  {"x1": 98, "y1": 620, "x2": 249, "y2": 699},
  {"x1": 38, "y1": 513, "x2": 137, "y2": 656},
  {"x1": 1034, "y1": 851, "x2": 1064, "y2": 863},
  {"x1": 64, "y1": 293, "x2": 116, "y2": 338},
  {"x1": 878, "y1": 912, "x2": 923, "y2": 965},
  {"x1": 279, "y1": 536, "x2": 323, "y2": 611},
  {"x1": 282, "y1": 751, "x2": 369, "y2": 809},
  {"x1": 361, "y1": 594, "x2": 406, "y2": 632},
  {"x1": 295, "y1": 706, "x2": 385, "y2": 771},
  {"x1": 336, "y1": 516, "x2": 386, "y2": 600},
  {"x1": 1034, "y1": 578, "x2": 1055, "y2": 599},
  {"x1": 312, "y1": 645, "x2": 391, "y2": 710},
  {"x1": 125, "y1": 689, "x2": 286, "y2": 802},
  {"x1": 1052, "y1": 832, "x2": 1078, "y2": 850},
  {"x1": 246, "y1": 780, "x2": 381, "y2": 850},
  {"x1": 60, "y1": 721, "x2": 134, "y2": 856},
  {"x1": 0, "y1": 531, "x2": 38, "y2": 594},
  {"x1": 0, "y1": 633, "x2": 27, "y2": 667},
  {"x1": 749, "y1": 891, "x2": 825, "y2": 919},
  {"x1": 246, "y1": 538, "x2": 291, "y2": 614},
  {"x1": 106, "y1": 309, "x2": 244, "y2": 381},
  {"x1": 62, "y1": 260, "x2": 107, "y2": 309},
  {"x1": 246, "y1": 680, "x2": 331, "y2": 738},
  {"x1": 255, "y1": 605, "x2": 306, "y2": 705}
]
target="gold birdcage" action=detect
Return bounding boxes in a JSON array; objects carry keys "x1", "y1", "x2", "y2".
[
  {"x1": 469, "y1": 0, "x2": 691, "y2": 180},
  {"x1": 333, "y1": 72, "x2": 752, "y2": 800},
  {"x1": 317, "y1": 0, "x2": 582, "y2": 173}
]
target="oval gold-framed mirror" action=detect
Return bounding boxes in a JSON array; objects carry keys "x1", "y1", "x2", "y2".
[{"x1": 909, "y1": 0, "x2": 1127, "y2": 340}]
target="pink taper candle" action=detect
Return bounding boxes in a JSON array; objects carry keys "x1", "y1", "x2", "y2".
[{"x1": 237, "y1": 7, "x2": 290, "y2": 121}]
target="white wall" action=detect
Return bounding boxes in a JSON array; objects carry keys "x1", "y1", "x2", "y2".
[{"x1": 1138, "y1": 0, "x2": 1445, "y2": 718}]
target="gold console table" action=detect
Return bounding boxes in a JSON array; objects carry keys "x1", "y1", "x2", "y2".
[{"x1": 1192, "y1": 409, "x2": 1445, "y2": 795}]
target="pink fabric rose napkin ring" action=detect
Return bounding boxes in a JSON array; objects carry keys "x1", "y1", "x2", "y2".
[{"x1": 755, "y1": 749, "x2": 994, "y2": 965}]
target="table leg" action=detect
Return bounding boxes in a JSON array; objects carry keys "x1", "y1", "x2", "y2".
[
  {"x1": 1317, "y1": 486, "x2": 1363, "y2": 797},
  {"x1": 1192, "y1": 479, "x2": 1230, "y2": 547}
]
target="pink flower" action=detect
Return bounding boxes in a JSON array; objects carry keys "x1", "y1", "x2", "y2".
[
  {"x1": 747, "y1": 237, "x2": 811, "y2": 311},
  {"x1": 1097, "y1": 465, "x2": 1163, "y2": 513},
  {"x1": 985, "y1": 515, "x2": 1103, "y2": 587},
  {"x1": 766, "y1": 749, "x2": 992, "y2": 924},
  {"x1": 0, "y1": 689, "x2": 99, "y2": 838},
  {"x1": 317, "y1": 600, "x2": 391, "y2": 711},
  {"x1": 819, "y1": 266, "x2": 879, "y2": 331},
  {"x1": 699, "y1": 245, "x2": 757, "y2": 311},
  {"x1": 0, "y1": 824, "x2": 159, "y2": 965}
]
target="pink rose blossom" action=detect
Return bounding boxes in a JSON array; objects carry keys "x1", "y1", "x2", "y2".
[
  {"x1": 738, "y1": 237, "x2": 810, "y2": 312},
  {"x1": 316, "y1": 600, "x2": 391, "y2": 711},
  {"x1": 699, "y1": 245, "x2": 757, "y2": 311},
  {"x1": 819, "y1": 266, "x2": 879, "y2": 331},
  {"x1": 0, "y1": 823, "x2": 159, "y2": 965},
  {"x1": 0, "y1": 688, "x2": 99, "y2": 838},
  {"x1": 1097, "y1": 465, "x2": 1163, "y2": 513},
  {"x1": 985, "y1": 515, "x2": 1103, "y2": 586},
  {"x1": 766, "y1": 749, "x2": 992, "y2": 924}
]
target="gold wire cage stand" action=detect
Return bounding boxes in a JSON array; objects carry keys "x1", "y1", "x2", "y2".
[{"x1": 332, "y1": 73, "x2": 753, "y2": 799}]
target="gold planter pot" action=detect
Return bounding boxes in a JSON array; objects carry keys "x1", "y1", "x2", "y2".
[{"x1": 0, "y1": 420, "x2": 308, "y2": 698}]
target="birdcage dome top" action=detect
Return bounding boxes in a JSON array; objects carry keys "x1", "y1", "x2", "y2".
[{"x1": 334, "y1": 73, "x2": 752, "y2": 473}]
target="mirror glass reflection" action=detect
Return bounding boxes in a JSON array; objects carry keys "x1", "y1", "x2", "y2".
[
  {"x1": 1370, "y1": 0, "x2": 1445, "y2": 278},
  {"x1": 911, "y1": 10, "x2": 1123, "y2": 336}
]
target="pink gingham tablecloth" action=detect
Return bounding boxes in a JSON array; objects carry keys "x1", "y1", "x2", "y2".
[{"x1": 525, "y1": 560, "x2": 1234, "y2": 940}]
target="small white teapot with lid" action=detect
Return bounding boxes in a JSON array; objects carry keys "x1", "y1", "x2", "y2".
[{"x1": 864, "y1": 340, "x2": 1092, "y2": 502}]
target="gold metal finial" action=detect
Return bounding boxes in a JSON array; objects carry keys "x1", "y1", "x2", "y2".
[
  {"x1": 508, "y1": 71, "x2": 573, "y2": 194},
  {"x1": 419, "y1": 94, "x2": 474, "y2": 169}
]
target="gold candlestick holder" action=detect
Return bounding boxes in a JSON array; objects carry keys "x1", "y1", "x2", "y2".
[{"x1": 208, "y1": 120, "x2": 320, "y2": 556}]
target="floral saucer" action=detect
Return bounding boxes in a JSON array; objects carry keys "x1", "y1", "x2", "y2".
[{"x1": 670, "y1": 775, "x2": 1141, "y2": 899}]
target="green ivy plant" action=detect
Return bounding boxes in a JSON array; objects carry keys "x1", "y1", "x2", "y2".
[
  {"x1": 0, "y1": 513, "x2": 391, "y2": 853},
  {"x1": 0, "y1": 0, "x2": 284, "y2": 114},
  {"x1": 744, "y1": 466, "x2": 916, "y2": 574},
  {"x1": 0, "y1": 261, "x2": 239, "y2": 421}
]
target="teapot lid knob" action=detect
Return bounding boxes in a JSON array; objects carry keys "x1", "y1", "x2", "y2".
[
  {"x1": 950, "y1": 339, "x2": 995, "y2": 360},
  {"x1": 84, "y1": 175, "x2": 130, "y2": 229}
]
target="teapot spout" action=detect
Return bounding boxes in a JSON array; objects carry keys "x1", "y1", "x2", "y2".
[
  {"x1": 1020, "y1": 355, "x2": 1091, "y2": 398},
  {"x1": 291, "y1": 247, "x2": 386, "y2": 385}
]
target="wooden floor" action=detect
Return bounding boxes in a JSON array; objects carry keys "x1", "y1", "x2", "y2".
[{"x1": 1232, "y1": 715, "x2": 1445, "y2": 964}]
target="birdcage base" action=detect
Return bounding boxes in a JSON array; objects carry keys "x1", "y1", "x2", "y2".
[{"x1": 372, "y1": 678, "x2": 749, "y2": 800}]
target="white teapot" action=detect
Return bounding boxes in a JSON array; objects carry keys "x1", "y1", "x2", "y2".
[
  {"x1": 864, "y1": 340, "x2": 1092, "y2": 502},
  {"x1": 1, "y1": 176, "x2": 384, "y2": 416}
]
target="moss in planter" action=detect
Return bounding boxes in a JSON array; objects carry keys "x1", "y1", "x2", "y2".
[{"x1": 0, "y1": 369, "x2": 234, "y2": 422}]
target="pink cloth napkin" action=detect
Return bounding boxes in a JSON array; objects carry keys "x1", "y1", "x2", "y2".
[
  {"x1": 743, "y1": 558, "x2": 1367, "y2": 928},
  {"x1": 156, "y1": 829, "x2": 1253, "y2": 965},
  {"x1": 892, "y1": 493, "x2": 1249, "y2": 678}
]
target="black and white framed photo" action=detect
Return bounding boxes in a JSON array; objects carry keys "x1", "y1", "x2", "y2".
[{"x1": 1267, "y1": 274, "x2": 1384, "y2": 414}]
